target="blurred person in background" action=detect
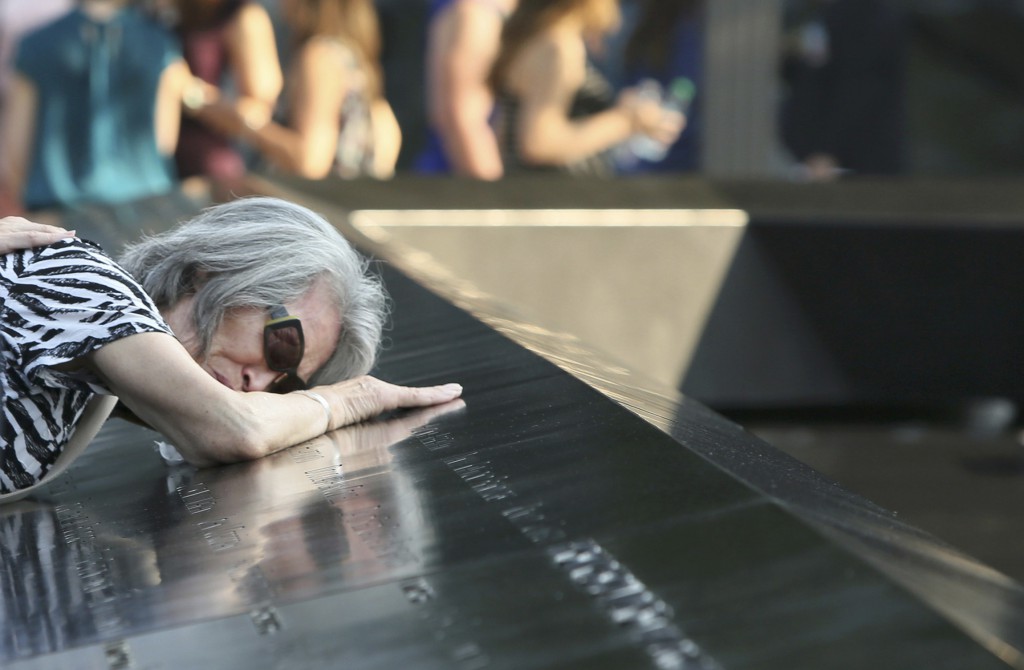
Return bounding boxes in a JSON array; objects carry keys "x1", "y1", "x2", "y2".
[
  {"x1": 779, "y1": 0, "x2": 906, "y2": 180},
  {"x1": 488, "y1": 0, "x2": 683, "y2": 176},
  {"x1": 0, "y1": 0, "x2": 189, "y2": 213},
  {"x1": 415, "y1": 0, "x2": 517, "y2": 179},
  {"x1": 0, "y1": 0, "x2": 73, "y2": 214},
  {"x1": 199, "y1": 0, "x2": 401, "y2": 179},
  {"x1": 173, "y1": 0, "x2": 283, "y2": 183}
]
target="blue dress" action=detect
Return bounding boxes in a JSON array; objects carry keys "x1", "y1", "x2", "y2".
[{"x1": 15, "y1": 7, "x2": 180, "y2": 210}]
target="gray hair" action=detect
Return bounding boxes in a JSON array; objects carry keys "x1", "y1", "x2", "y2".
[{"x1": 118, "y1": 196, "x2": 387, "y2": 385}]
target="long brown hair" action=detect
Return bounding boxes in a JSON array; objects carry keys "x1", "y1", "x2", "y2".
[
  {"x1": 489, "y1": 0, "x2": 618, "y2": 91},
  {"x1": 286, "y1": 0, "x2": 384, "y2": 97},
  {"x1": 624, "y1": 0, "x2": 701, "y2": 73}
]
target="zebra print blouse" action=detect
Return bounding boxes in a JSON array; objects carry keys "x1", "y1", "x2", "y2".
[{"x1": 1, "y1": 239, "x2": 172, "y2": 494}]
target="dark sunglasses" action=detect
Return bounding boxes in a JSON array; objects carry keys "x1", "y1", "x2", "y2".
[{"x1": 264, "y1": 305, "x2": 307, "y2": 393}]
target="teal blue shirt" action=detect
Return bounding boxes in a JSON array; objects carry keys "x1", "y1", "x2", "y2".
[{"x1": 15, "y1": 7, "x2": 180, "y2": 210}]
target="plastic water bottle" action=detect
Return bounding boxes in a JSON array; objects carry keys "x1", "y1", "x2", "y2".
[{"x1": 618, "y1": 77, "x2": 696, "y2": 166}]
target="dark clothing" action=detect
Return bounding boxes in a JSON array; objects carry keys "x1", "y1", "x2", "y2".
[
  {"x1": 175, "y1": 0, "x2": 248, "y2": 180},
  {"x1": 779, "y1": 0, "x2": 907, "y2": 175}
]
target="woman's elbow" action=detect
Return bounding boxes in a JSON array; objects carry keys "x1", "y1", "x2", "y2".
[
  {"x1": 285, "y1": 151, "x2": 333, "y2": 179},
  {"x1": 221, "y1": 426, "x2": 271, "y2": 462},
  {"x1": 253, "y1": 79, "x2": 283, "y2": 106},
  {"x1": 517, "y1": 139, "x2": 563, "y2": 166},
  {"x1": 269, "y1": 154, "x2": 330, "y2": 180},
  {"x1": 181, "y1": 422, "x2": 269, "y2": 465},
  {"x1": 517, "y1": 123, "x2": 569, "y2": 165},
  {"x1": 297, "y1": 163, "x2": 332, "y2": 180}
]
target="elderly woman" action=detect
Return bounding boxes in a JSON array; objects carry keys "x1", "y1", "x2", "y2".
[{"x1": 0, "y1": 197, "x2": 462, "y2": 501}]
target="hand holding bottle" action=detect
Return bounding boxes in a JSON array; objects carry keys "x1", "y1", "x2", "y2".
[{"x1": 617, "y1": 77, "x2": 694, "y2": 166}]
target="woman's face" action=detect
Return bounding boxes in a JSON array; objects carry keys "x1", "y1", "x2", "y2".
[{"x1": 162, "y1": 279, "x2": 342, "y2": 392}]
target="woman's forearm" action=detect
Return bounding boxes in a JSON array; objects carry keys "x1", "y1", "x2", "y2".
[
  {"x1": 88, "y1": 333, "x2": 334, "y2": 464},
  {"x1": 90, "y1": 333, "x2": 462, "y2": 466},
  {"x1": 151, "y1": 377, "x2": 462, "y2": 465},
  {"x1": 518, "y1": 106, "x2": 633, "y2": 166},
  {"x1": 242, "y1": 119, "x2": 336, "y2": 179}
]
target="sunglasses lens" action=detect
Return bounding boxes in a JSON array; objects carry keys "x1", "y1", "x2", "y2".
[{"x1": 265, "y1": 323, "x2": 303, "y2": 371}]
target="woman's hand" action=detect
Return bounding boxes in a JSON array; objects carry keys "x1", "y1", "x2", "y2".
[
  {"x1": 618, "y1": 88, "x2": 686, "y2": 147},
  {"x1": 315, "y1": 376, "x2": 464, "y2": 431},
  {"x1": 0, "y1": 217, "x2": 74, "y2": 254}
]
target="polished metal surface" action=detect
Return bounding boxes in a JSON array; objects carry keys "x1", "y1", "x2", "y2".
[
  {"x1": 0, "y1": 262, "x2": 1012, "y2": 670},
  {"x1": 3, "y1": 187, "x2": 1023, "y2": 668}
]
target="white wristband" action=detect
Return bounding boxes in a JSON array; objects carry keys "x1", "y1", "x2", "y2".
[{"x1": 295, "y1": 390, "x2": 332, "y2": 433}]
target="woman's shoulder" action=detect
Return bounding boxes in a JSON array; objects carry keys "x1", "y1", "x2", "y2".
[
  {"x1": 3, "y1": 238, "x2": 168, "y2": 349},
  {"x1": 230, "y1": 1, "x2": 273, "y2": 30},
  {"x1": 6, "y1": 238, "x2": 134, "y2": 284},
  {"x1": 223, "y1": 0, "x2": 276, "y2": 49},
  {"x1": 11, "y1": 237, "x2": 109, "y2": 264},
  {"x1": 510, "y1": 28, "x2": 586, "y2": 91},
  {"x1": 520, "y1": 24, "x2": 587, "y2": 72}
]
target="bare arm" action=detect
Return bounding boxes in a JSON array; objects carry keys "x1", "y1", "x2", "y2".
[
  {"x1": 241, "y1": 39, "x2": 347, "y2": 178},
  {"x1": 155, "y1": 58, "x2": 190, "y2": 155},
  {"x1": 511, "y1": 33, "x2": 683, "y2": 167},
  {"x1": 88, "y1": 332, "x2": 461, "y2": 466},
  {"x1": 370, "y1": 98, "x2": 402, "y2": 179},
  {"x1": 225, "y1": 3, "x2": 283, "y2": 107},
  {"x1": 512, "y1": 35, "x2": 630, "y2": 166},
  {"x1": 430, "y1": 1, "x2": 504, "y2": 179},
  {"x1": 180, "y1": 4, "x2": 282, "y2": 142}
]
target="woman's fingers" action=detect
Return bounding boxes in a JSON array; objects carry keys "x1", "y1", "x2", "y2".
[
  {"x1": 326, "y1": 376, "x2": 463, "y2": 428},
  {"x1": 0, "y1": 217, "x2": 74, "y2": 253},
  {"x1": 396, "y1": 383, "x2": 463, "y2": 409},
  {"x1": 620, "y1": 92, "x2": 686, "y2": 145}
]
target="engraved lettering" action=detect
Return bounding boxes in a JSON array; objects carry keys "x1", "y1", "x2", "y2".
[
  {"x1": 250, "y1": 606, "x2": 283, "y2": 636},
  {"x1": 413, "y1": 425, "x2": 457, "y2": 452},
  {"x1": 104, "y1": 640, "x2": 132, "y2": 670},
  {"x1": 289, "y1": 443, "x2": 322, "y2": 463},
  {"x1": 548, "y1": 540, "x2": 719, "y2": 670},
  {"x1": 306, "y1": 465, "x2": 349, "y2": 502},
  {"x1": 398, "y1": 578, "x2": 489, "y2": 669},
  {"x1": 418, "y1": 418, "x2": 712, "y2": 669},
  {"x1": 196, "y1": 518, "x2": 228, "y2": 531},
  {"x1": 203, "y1": 524, "x2": 244, "y2": 552},
  {"x1": 177, "y1": 482, "x2": 216, "y2": 514}
]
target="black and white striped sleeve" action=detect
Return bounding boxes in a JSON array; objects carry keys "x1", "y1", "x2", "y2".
[{"x1": 2, "y1": 238, "x2": 172, "y2": 392}]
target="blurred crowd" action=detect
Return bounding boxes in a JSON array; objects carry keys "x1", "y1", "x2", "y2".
[{"x1": 0, "y1": 0, "x2": 905, "y2": 214}]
